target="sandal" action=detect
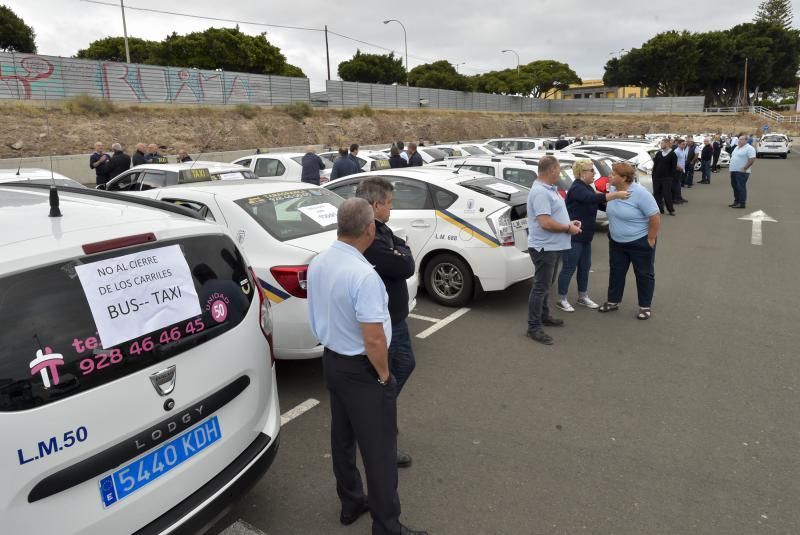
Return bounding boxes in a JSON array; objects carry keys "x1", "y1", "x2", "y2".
[
  {"x1": 598, "y1": 302, "x2": 619, "y2": 313},
  {"x1": 637, "y1": 307, "x2": 652, "y2": 320}
]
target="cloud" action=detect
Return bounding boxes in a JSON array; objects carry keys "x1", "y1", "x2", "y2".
[{"x1": 11, "y1": 0, "x2": 799, "y2": 91}]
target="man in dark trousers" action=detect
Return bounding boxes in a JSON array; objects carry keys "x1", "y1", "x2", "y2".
[
  {"x1": 407, "y1": 142, "x2": 423, "y2": 166},
  {"x1": 357, "y1": 177, "x2": 417, "y2": 468},
  {"x1": 699, "y1": 137, "x2": 713, "y2": 184},
  {"x1": 308, "y1": 198, "x2": 427, "y2": 535},
  {"x1": 652, "y1": 138, "x2": 677, "y2": 216},
  {"x1": 106, "y1": 143, "x2": 131, "y2": 181},
  {"x1": 301, "y1": 145, "x2": 325, "y2": 185},
  {"x1": 131, "y1": 143, "x2": 147, "y2": 167},
  {"x1": 712, "y1": 135, "x2": 722, "y2": 172},
  {"x1": 330, "y1": 147, "x2": 360, "y2": 180},
  {"x1": 89, "y1": 142, "x2": 111, "y2": 186}
]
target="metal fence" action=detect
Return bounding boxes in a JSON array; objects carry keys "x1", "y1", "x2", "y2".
[
  {"x1": 704, "y1": 106, "x2": 800, "y2": 124},
  {"x1": 321, "y1": 80, "x2": 705, "y2": 114},
  {"x1": 0, "y1": 52, "x2": 310, "y2": 105}
]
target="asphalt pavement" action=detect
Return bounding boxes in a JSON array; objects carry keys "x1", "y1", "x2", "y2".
[{"x1": 210, "y1": 154, "x2": 800, "y2": 535}]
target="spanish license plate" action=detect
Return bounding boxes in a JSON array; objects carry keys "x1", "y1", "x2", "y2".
[
  {"x1": 512, "y1": 219, "x2": 528, "y2": 230},
  {"x1": 99, "y1": 416, "x2": 221, "y2": 507}
]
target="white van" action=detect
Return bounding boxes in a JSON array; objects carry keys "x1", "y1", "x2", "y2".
[{"x1": 0, "y1": 183, "x2": 280, "y2": 534}]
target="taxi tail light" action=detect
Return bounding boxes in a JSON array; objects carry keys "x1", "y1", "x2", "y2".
[
  {"x1": 82, "y1": 233, "x2": 156, "y2": 255},
  {"x1": 486, "y1": 208, "x2": 515, "y2": 247},
  {"x1": 249, "y1": 267, "x2": 276, "y2": 366},
  {"x1": 270, "y1": 265, "x2": 309, "y2": 298}
]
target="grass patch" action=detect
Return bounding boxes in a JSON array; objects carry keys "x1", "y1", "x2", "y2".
[
  {"x1": 63, "y1": 94, "x2": 115, "y2": 116},
  {"x1": 235, "y1": 103, "x2": 260, "y2": 119},
  {"x1": 278, "y1": 101, "x2": 314, "y2": 121}
]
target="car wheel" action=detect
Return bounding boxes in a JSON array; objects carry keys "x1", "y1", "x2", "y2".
[{"x1": 423, "y1": 253, "x2": 474, "y2": 307}]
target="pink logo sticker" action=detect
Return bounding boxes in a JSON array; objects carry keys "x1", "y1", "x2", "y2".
[
  {"x1": 29, "y1": 347, "x2": 64, "y2": 388},
  {"x1": 211, "y1": 300, "x2": 228, "y2": 323}
]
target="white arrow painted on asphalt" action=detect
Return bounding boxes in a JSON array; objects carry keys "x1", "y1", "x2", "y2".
[{"x1": 738, "y1": 210, "x2": 778, "y2": 245}]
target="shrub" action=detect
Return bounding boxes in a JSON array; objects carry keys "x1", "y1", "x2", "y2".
[
  {"x1": 338, "y1": 108, "x2": 354, "y2": 119},
  {"x1": 356, "y1": 104, "x2": 374, "y2": 117},
  {"x1": 279, "y1": 101, "x2": 313, "y2": 121},
  {"x1": 63, "y1": 94, "x2": 115, "y2": 116},
  {"x1": 235, "y1": 103, "x2": 260, "y2": 119}
]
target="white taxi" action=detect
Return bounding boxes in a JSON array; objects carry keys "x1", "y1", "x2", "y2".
[
  {"x1": 0, "y1": 183, "x2": 279, "y2": 534},
  {"x1": 101, "y1": 162, "x2": 257, "y2": 192},
  {"x1": 231, "y1": 152, "x2": 333, "y2": 183},
  {"x1": 135, "y1": 181, "x2": 417, "y2": 359},
  {"x1": 325, "y1": 168, "x2": 532, "y2": 307},
  {"x1": 756, "y1": 134, "x2": 790, "y2": 159}
]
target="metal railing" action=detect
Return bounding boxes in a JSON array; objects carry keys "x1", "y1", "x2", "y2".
[{"x1": 704, "y1": 106, "x2": 800, "y2": 124}]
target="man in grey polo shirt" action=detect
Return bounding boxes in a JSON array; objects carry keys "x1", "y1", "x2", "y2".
[{"x1": 527, "y1": 155, "x2": 582, "y2": 345}]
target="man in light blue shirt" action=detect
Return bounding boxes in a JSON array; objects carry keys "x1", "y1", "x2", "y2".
[
  {"x1": 526, "y1": 155, "x2": 582, "y2": 345},
  {"x1": 728, "y1": 134, "x2": 757, "y2": 209},
  {"x1": 672, "y1": 139, "x2": 689, "y2": 204},
  {"x1": 307, "y1": 198, "x2": 427, "y2": 535}
]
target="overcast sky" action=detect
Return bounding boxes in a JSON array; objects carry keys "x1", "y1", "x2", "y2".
[{"x1": 11, "y1": 0, "x2": 800, "y2": 91}]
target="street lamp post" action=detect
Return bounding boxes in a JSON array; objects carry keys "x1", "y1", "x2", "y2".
[
  {"x1": 455, "y1": 62, "x2": 465, "y2": 73},
  {"x1": 383, "y1": 19, "x2": 408, "y2": 87},
  {"x1": 120, "y1": 0, "x2": 131, "y2": 64},
  {"x1": 501, "y1": 49, "x2": 519, "y2": 77}
]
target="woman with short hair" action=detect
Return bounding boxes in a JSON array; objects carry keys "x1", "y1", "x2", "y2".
[
  {"x1": 555, "y1": 159, "x2": 630, "y2": 312},
  {"x1": 600, "y1": 162, "x2": 661, "y2": 320}
]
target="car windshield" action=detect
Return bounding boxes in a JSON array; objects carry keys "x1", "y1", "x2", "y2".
[
  {"x1": 210, "y1": 170, "x2": 258, "y2": 180},
  {"x1": 234, "y1": 188, "x2": 344, "y2": 242},
  {"x1": 0, "y1": 235, "x2": 253, "y2": 412},
  {"x1": 421, "y1": 148, "x2": 447, "y2": 161},
  {"x1": 594, "y1": 159, "x2": 613, "y2": 177},
  {"x1": 484, "y1": 145, "x2": 503, "y2": 154},
  {"x1": 461, "y1": 146, "x2": 484, "y2": 155},
  {"x1": 291, "y1": 156, "x2": 333, "y2": 169}
]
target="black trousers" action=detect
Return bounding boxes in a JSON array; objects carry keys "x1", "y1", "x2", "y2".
[
  {"x1": 323, "y1": 349, "x2": 401, "y2": 535},
  {"x1": 607, "y1": 236, "x2": 656, "y2": 307},
  {"x1": 652, "y1": 176, "x2": 674, "y2": 213}
]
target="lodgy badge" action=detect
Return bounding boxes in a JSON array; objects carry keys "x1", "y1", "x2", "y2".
[{"x1": 134, "y1": 405, "x2": 205, "y2": 451}]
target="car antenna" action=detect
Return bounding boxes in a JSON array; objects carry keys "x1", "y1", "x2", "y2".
[
  {"x1": 452, "y1": 158, "x2": 469, "y2": 175},
  {"x1": 44, "y1": 90, "x2": 61, "y2": 218}
]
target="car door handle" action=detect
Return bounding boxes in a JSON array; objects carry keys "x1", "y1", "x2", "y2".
[{"x1": 410, "y1": 220, "x2": 430, "y2": 228}]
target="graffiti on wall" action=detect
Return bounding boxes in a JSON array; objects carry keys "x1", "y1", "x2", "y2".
[{"x1": 0, "y1": 52, "x2": 306, "y2": 104}]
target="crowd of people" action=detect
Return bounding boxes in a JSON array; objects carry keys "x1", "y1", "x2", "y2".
[{"x1": 89, "y1": 142, "x2": 189, "y2": 185}]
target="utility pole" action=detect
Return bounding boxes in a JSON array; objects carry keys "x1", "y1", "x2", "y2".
[
  {"x1": 120, "y1": 0, "x2": 131, "y2": 64},
  {"x1": 743, "y1": 57, "x2": 749, "y2": 107},
  {"x1": 324, "y1": 25, "x2": 331, "y2": 81}
]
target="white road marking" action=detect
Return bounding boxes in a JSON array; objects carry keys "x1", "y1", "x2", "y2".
[
  {"x1": 280, "y1": 398, "x2": 320, "y2": 426},
  {"x1": 738, "y1": 210, "x2": 777, "y2": 246},
  {"x1": 220, "y1": 519, "x2": 268, "y2": 535},
  {"x1": 408, "y1": 313, "x2": 441, "y2": 323},
  {"x1": 415, "y1": 307, "x2": 471, "y2": 339}
]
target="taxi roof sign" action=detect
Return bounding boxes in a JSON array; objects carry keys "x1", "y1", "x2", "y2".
[{"x1": 178, "y1": 167, "x2": 212, "y2": 183}]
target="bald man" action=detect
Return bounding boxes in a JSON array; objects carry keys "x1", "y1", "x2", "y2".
[{"x1": 132, "y1": 143, "x2": 147, "y2": 167}]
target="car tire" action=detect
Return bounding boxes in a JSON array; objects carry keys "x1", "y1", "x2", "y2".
[
  {"x1": 423, "y1": 253, "x2": 474, "y2": 307},
  {"x1": 781, "y1": 153, "x2": 788, "y2": 159}
]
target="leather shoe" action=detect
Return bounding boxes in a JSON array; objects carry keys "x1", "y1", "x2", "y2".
[
  {"x1": 400, "y1": 525, "x2": 429, "y2": 535},
  {"x1": 728, "y1": 203, "x2": 738, "y2": 207},
  {"x1": 733, "y1": 204, "x2": 746, "y2": 209},
  {"x1": 527, "y1": 330, "x2": 553, "y2": 345},
  {"x1": 397, "y1": 449, "x2": 412, "y2": 468},
  {"x1": 543, "y1": 317, "x2": 564, "y2": 327},
  {"x1": 340, "y1": 500, "x2": 369, "y2": 526}
]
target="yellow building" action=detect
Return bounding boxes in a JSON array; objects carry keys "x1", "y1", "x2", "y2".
[{"x1": 548, "y1": 79, "x2": 645, "y2": 100}]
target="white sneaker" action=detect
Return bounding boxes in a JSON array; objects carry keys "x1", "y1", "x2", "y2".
[
  {"x1": 577, "y1": 296, "x2": 600, "y2": 309},
  {"x1": 556, "y1": 299, "x2": 575, "y2": 312}
]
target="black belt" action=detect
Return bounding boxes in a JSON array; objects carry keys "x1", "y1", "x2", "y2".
[{"x1": 324, "y1": 347, "x2": 367, "y2": 360}]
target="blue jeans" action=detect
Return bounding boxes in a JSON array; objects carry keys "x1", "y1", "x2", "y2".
[
  {"x1": 682, "y1": 166, "x2": 694, "y2": 186},
  {"x1": 607, "y1": 236, "x2": 656, "y2": 307},
  {"x1": 701, "y1": 160, "x2": 711, "y2": 182},
  {"x1": 730, "y1": 171, "x2": 749, "y2": 205},
  {"x1": 527, "y1": 249, "x2": 560, "y2": 332},
  {"x1": 557, "y1": 241, "x2": 592, "y2": 297},
  {"x1": 388, "y1": 319, "x2": 415, "y2": 395}
]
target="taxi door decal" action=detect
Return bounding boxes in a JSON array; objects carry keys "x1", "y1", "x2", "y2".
[{"x1": 435, "y1": 210, "x2": 500, "y2": 248}]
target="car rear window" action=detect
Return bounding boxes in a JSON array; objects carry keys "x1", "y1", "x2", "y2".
[
  {"x1": 458, "y1": 178, "x2": 529, "y2": 205},
  {"x1": 0, "y1": 235, "x2": 254, "y2": 412},
  {"x1": 235, "y1": 188, "x2": 344, "y2": 241},
  {"x1": 762, "y1": 136, "x2": 786, "y2": 143},
  {"x1": 291, "y1": 156, "x2": 333, "y2": 169},
  {"x1": 421, "y1": 148, "x2": 447, "y2": 162}
]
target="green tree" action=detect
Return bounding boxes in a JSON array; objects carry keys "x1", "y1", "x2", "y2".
[
  {"x1": 0, "y1": 5, "x2": 36, "y2": 53},
  {"x1": 408, "y1": 60, "x2": 471, "y2": 90},
  {"x1": 76, "y1": 37, "x2": 160, "y2": 64},
  {"x1": 337, "y1": 50, "x2": 407, "y2": 85},
  {"x1": 75, "y1": 27, "x2": 305, "y2": 77},
  {"x1": 472, "y1": 60, "x2": 581, "y2": 97},
  {"x1": 754, "y1": 0, "x2": 794, "y2": 30},
  {"x1": 153, "y1": 27, "x2": 304, "y2": 76}
]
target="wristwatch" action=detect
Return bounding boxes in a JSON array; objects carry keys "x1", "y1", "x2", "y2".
[{"x1": 377, "y1": 375, "x2": 390, "y2": 386}]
